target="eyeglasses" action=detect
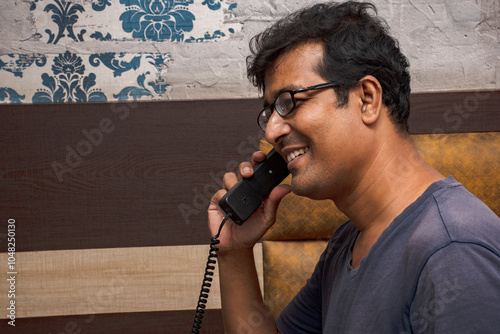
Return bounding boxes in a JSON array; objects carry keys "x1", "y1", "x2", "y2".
[{"x1": 257, "y1": 82, "x2": 339, "y2": 131}]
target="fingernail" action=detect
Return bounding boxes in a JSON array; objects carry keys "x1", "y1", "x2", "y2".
[{"x1": 243, "y1": 167, "x2": 251, "y2": 174}]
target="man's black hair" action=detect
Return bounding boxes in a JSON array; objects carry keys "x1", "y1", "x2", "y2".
[{"x1": 247, "y1": 1, "x2": 411, "y2": 134}]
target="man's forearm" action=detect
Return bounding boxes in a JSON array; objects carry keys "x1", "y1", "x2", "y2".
[{"x1": 218, "y1": 247, "x2": 277, "y2": 334}]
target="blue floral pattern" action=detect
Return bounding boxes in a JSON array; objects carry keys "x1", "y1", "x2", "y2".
[
  {"x1": 30, "y1": 0, "x2": 239, "y2": 44},
  {"x1": 33, "y1": 51, "x2": 106, "y2": 103},
  {"x1": 29, "y1": 0, "x2": 41, "y2": 11},
  {"x1": 119, "y1": 0, "x2": 196, "y2": 41},
  {"x1": 2, "y1": 0, "x2": 241, "y2": 103},
  {"x1": 89, "y1": 53, "x2": 141, "y2": 77},
  {"x1": 115, "y1": 53, "x2": 171, "y2": 100},
  {"x1": 90, "y1": 31, "x2": 113, "y2": 41},
  {"x1": 0, "y1": 88, "x2": 25, "y2": 103},
  {"x1": 44, "y1": 0, "x2": 86, "y2": 44},
  {"x1": 92, "y1": 0, "x2": 112, "y2": 11},
  {"x1": 0, "y1": 54, "x2": 47, "y2": 78},
  {"x1": 202, "y1": 0, "x2": 222, "y2": 10},
  {"x1": 185, "y1": 29, "x2": 228, "y2": 43},
  {"x1": 114, "y1": 73, "x2": 154, "y2": 101}
]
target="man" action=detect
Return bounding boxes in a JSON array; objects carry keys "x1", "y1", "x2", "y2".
[{"x1": 208, "y1": 1, "x2": 500, "y2": 333}]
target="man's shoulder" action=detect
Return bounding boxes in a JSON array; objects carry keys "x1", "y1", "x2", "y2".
[
  {"x1": 432, "y1": 177, "x2": 500, "y2": 242},
  {"x1": 409, "y1": 176, "x2": 500, "y2": 256}
]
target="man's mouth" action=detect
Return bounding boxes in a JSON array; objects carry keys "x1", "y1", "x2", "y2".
[{"x1": 287, "y1": 147, "x2": 310, "y2": 163}]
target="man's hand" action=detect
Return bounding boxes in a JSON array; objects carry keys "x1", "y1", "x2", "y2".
[{"x1": 208, "y1": 151, "x2": 291, "y2": 254}]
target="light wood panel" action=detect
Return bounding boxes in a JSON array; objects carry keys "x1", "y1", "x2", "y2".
[{"x1": 0, "y1": 243, "x2": 264, "y2": 319}]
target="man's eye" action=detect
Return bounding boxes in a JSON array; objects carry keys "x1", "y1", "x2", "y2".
[
  {"x1": 283, "y1": 98, "x2": 294, "y2": 109},
  {"x1": 276, "y1": 99, "x2": 293, "y2": 114}
]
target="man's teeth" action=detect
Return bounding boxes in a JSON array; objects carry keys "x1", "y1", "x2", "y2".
[{"x1": 287, "y1": 147, "x2": 309, "y2": 163}]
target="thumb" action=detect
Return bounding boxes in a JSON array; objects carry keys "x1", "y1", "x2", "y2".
[{"x1": 262, "y1": 184, "x2": 291, "y2": 223}]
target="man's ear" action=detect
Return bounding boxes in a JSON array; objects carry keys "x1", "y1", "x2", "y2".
[{"x1": 357, "y1": 75, "x2": 383, "y2": 126}]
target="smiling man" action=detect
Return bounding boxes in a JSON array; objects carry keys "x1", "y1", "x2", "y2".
[{"x1": 208, "y1": 1, "x2": 500, "y2": 333}]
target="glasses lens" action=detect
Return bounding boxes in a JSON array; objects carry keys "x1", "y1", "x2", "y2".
[
  {"x1": 275, "y1": 92, "x2": 294, "y2": 116},
  {"x1": 258, "y1": 107, "x2": 272, "y2": 131}
]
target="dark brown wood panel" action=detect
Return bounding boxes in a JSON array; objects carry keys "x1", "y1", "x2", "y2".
[
  {"x1": 0, "y1": 91, "x2": 498, "y2": 252},
  {"x1": 1, "y1": 99, "x2": 263, "y2": 251},
  {"x1": 409, "y1": 90, "x2": 499, "y2": 134},
  {"x1": 0, "y1": 309, "x2": 223, "y2": 334}
]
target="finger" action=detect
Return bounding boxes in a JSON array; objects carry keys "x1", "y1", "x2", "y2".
[
  {"x1": 209, "y1": 188, "x2": 228, "y2": 207},
  {"x1": 208, "y1": 189, "x2": 228, "y2": 235},
  {"x1": 262, "y1": 184, "x2": 292, "y2": 223},
  {"x1": 251, "y1": 151, "x2": 267, "y2": 165},
  {"x1": 239, "y1": 161, "x2": 254, "y2": 178},
  {"x1": 238, "y1": 151, "x2": 268, "y2": 178},
  {"x1": 222, "y1": 172, "x2": 238, "y2": 190}
]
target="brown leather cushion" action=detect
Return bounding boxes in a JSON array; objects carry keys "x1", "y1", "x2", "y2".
[
  {"x1": 262, "y1": 132, "x2": 500, "y2": 241},
  {"x1": 262, "y1": 240, "x2": 328, "y2": 319},
  {"x1": 261, "y1": 132, "x2": 500, "y2": 318},
  {"x1": 265, "y1": 193, "x2": 347, "y2": 241},
  {"x1": 413, "y1": 132, "x2": 499, "y2": 216}
]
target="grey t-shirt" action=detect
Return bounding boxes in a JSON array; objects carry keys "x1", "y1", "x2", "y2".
[{"x1": 276, "y1": 176, "x2": 500, "y2": 333}]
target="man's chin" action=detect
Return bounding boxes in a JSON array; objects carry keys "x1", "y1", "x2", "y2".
[
  {"x1": 290, "y1": 179, "x2": 321, "y2": 200},
  {"x1": 290, "y1": 177, "x2": 328, "y2": 200}
]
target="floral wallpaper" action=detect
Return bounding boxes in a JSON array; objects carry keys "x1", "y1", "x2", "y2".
[{"x1": 0, "y1": 0, "x2": 241, "y2": 103}]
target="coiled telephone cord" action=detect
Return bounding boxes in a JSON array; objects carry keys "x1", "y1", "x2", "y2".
[{"x1": 190, "y1": 213, "x2": 231, "y2": 334}]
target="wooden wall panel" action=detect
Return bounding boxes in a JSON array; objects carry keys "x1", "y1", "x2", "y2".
[
  {"x1": 0, "y1": 245, "x2": 263, "y2": 318},
  {"x1": 0, "y1": 90, "x2": 498, "y2": 332},
  {"x1": 0, "y1": 91, "x2": 498, "y2": 252},
  {"x1": 409, "y1": 90, "x2": 499, "y2": 134},
  {"x1": 0, "y1": 310, "x2": 224, "y2": 334},
  {"x1": 0, "y1": 99, "x2": 263, "y2": 252}
]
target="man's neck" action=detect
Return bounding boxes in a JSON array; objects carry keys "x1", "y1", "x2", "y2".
[{"x1": 334, "y1": 134, "x2": 444, "y2": 267}]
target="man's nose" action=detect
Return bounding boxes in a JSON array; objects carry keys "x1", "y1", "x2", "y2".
[{"x1": 265, "y1": 111, "x2": 291, "y2": 145}]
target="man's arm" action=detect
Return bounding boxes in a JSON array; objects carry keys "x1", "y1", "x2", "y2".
[
  {"x1": 218, "y1": 248, "x2": 276, "y2": 333},
  {"x1": 208, "y1": 151, "x2": 290, "y2": 333}
]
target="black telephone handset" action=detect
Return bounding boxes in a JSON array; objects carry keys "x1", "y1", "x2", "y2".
[
  {"x1": 218, "y1": 149, "x2": 290, "y2": 225},
  {"x1": 191, "y1": 149, "x2": 290, "y2": 333}
]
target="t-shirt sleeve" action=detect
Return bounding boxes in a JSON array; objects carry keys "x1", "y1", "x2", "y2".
[
  {"x1": 275, "y1": 252, "x2": 325, "y2": 334},
  {"x1": 410, "y1": 242, "x2": 500, "y2": 333}
]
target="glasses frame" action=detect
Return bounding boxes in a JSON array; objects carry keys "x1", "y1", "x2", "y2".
[{"x1": 257, "y1": 81, "x2": 339, "y2": 131}]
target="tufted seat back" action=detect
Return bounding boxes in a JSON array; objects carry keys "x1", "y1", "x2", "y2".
[{"x1": 260, "y1": 132, "x2": 500, "y2": 318}]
